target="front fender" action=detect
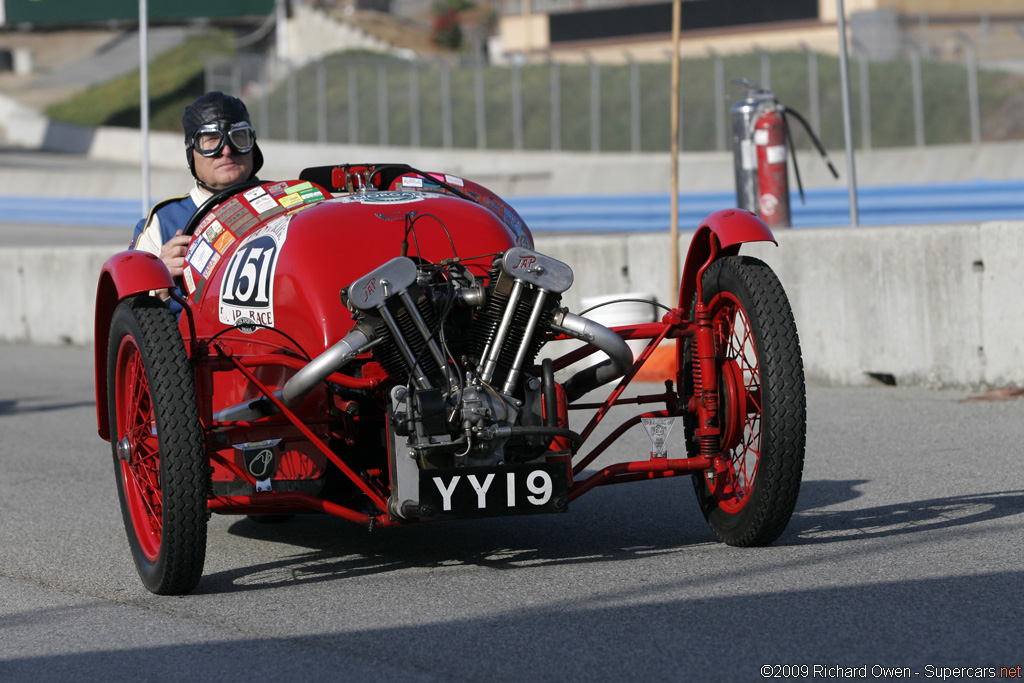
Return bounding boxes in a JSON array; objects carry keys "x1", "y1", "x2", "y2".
[
  {"x1": 94, "y1": 251, "x2": 175, "y2": 440},
  {"x1": 678, "y1": 209, "x2": 776, "y2": 317}
]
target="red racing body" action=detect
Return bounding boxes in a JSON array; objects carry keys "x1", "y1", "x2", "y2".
[{"x1": 94, "y1": 163, "x2": 806, "y2": 595}]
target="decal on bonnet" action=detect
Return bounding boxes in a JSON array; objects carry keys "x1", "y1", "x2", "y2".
[
  {"x1": 201, "y1": 219, "x2": 225, "y2": 244},
  {"x1": 335, "y1": 191, "x2": 426, "y2": 205},
  {"x1": 218, "y1": 216, "x2": 291, "y2": 331},
  {"x1": 278, "y1": 192, "x2": 303, "y2": 209},
  {"x1": 201, "y1": 250, "x2": 222, "y2": 279},
  {"x1": 503, "y1": 207, "x2": 523, "y2": 233},
  {"x1": 248, "y1": 193, "x2": 278, "y2": 214},
  {"x1": 186, "y1": 238, "x2": 215, "y2": 274},
  {"x1": 182, "y1": 265, "x2": 195, "y2": 294},
  {"x1": 212, "y1": 230, "x2": 235, "y2": 254},
  {"x1": 197, "y1": 211, "x2": 218, "y2": 233},
  {"x1": 202, "y1": 220, "x2": 236, "y2": 255}
]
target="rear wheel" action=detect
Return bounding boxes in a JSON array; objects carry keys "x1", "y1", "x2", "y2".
[
  {"x1": 680, "y1": 255, "x2": 805, "y2": 546},
  {"x1": 107, "y1": 297, "x2": 207, "y2": 594}
]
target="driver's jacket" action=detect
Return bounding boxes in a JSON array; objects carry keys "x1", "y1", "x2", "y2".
[
  {"x1": 129, "y1": 185, "x2": 210, "y2": 316},
  {"x1": 129, "y1": 185, "x2": 209, "y2": 256}
]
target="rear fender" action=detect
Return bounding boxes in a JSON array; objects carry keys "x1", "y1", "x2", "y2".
[
  {"x1": 94, "y1": 251, "x2": 175, "y2": 440},
  {"x1": 678, "y1": 209, "x2": 776, "y2": 317}
]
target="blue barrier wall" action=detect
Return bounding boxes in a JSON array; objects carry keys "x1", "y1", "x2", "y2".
[{"x1": 2, "y1": 178, "x2": 1022, "y2": 231}]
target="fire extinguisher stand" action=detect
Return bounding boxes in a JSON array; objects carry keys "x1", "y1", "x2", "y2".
[{"x1": 730, "y1": 80, "x2": 839, "y2": 228}]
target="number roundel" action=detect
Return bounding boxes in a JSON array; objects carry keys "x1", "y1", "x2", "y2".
[
  {"x1": 217, "y1": 227, "x2": 287, "y2": 329},
  {"x1": 220, "y1": 236, "x2": 278, "y2": 307}
]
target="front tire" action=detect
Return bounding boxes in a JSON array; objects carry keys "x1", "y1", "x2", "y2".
[
  {"x1": 681, "y1": 255, "x2": 805, "y2": 546},
  {"x1": 107, "y1": 297, "x2": 207, "y2": 594}
]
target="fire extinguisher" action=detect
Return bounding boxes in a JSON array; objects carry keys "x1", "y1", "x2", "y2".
[
  {"x1": 754, "y1": 104, "x2": 790, "y2": 227},
  {"x1": 730, "y1": 80, "x2": 838, "y2": 228}
]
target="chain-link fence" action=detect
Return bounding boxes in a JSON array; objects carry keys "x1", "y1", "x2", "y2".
[{"x1": 206, "y1": 42, "x2": 1024, "y2": 154}]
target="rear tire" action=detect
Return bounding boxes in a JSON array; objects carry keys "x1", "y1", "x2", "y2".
[
  {"x1": 680, "y1": 256, "x2": 805, "y2": 546},
  {"x1": 107, "y1": 297, "x2": 207, "y2": 594}
]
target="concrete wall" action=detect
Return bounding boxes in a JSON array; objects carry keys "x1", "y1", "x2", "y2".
[
  {"x1": 536, "y1": 220, "x2": 1024, "y2": 389},
  {"x1": 4, "y1": 220, "x2": 1023, "y2": 389},
  {"x1": 286, "y1": 4, "x2": 395, "y2": 66},
  {"x1": 0, "y1": 246, "x2": 116, "y2": 346}
]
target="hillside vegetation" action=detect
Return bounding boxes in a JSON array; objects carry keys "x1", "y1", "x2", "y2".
[
  {"x1": 45, "y1": 31, "x2": 235, "y2": 131},
  {"x1": 46, "y1": 33, "x2": 1024, "y2": 152}
]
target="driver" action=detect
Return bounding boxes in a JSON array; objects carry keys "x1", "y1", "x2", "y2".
[{"x1": 129, "y1": 91, "x2": 264, "y2": 298}]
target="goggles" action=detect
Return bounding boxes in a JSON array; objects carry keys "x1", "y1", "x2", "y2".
[{"x1": 191, "y1": 121, "x2": 256, "y2": 157}]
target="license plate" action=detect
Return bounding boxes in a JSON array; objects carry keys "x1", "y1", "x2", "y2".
[{"x1": 418, "y1": 462, "x2": 569, "y2": 520}]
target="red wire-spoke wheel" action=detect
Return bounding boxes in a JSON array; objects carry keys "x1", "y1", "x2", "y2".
[
  {"x1": 107, "y1": 297, "x2": 207, "y2": 594},
  {"x1": 706, "y1": 294, "x2": 762, "y2": 513},
  {"x1": 680, "y1": 255, "x2": 805, "y2": 546},
  {"x1": 115, "y1": 336, "x2": 163, "y2": 561}
]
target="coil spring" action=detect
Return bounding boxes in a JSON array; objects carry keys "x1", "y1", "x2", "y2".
[{"x1": 694, "y1": 306, "x2": 719, "y2": 460}]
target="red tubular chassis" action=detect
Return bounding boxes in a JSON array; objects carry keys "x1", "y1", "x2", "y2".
[{"x1": 94, "y1": 164, "x2": 806, "y2": 595}]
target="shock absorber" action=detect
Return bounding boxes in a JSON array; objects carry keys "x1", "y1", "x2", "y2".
[
  {"x1": 693, "y1": 299, "x2": 720, "y2": 461},
  {"x1": 692, "y1": 242, "x2": 721, "y2": 464}
]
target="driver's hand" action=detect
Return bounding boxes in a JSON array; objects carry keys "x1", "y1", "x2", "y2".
[{"x1": 160, "y1": 230, "x2": 190, "y2": 278}]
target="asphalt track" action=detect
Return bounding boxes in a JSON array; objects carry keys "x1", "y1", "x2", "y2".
[{"x1": 0, "y1": 343, "x2": 1021, "y2": 681}]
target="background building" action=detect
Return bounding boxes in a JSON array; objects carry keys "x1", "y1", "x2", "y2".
[{"x1": 495, "y1": 0, "x2": 1024, "y2": 66}]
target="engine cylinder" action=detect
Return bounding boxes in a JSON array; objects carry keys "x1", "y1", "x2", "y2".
[
  {"x1": 469, "y1": 262, "x2": 559, "y2": 394},
  {"x1": 369, "y1": 284, "x2": 446, "y2": 387}
]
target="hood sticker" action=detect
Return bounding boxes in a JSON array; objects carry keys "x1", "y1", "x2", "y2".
[
  {"x1": 186, "y1": 238, "x2": 215, "y2": 274},
  {"x1": 218, "y1": 215, "x2": 291, "y2": 332},
  {"x1": 249, "y1": 192, "x2": 279, "y2": 214},
  {"x1": 201, "y1": 219, "x2": 237, "y2": 255},
  {"x1": 335, "y1": 191, "x2": 427, "y2": 205},
  {"x1": 182, "y1": 265, "x2": 196, "y2": 295}
]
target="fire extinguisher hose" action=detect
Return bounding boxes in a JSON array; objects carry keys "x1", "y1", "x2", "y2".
[{"x1": 780, "y1": 106, "x2": 841, "y2": 204}]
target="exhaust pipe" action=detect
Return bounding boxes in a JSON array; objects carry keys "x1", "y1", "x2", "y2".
[
  {"x1": 550, "y1": 310, "x2": 634, "y2": 402},
  {"x1": 214, "y1": 324, "x2": 377, "y2": 423}
]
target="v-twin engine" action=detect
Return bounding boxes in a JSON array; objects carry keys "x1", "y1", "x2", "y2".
[
  {"x1": 214, "y1": 247, "x2": 633, "y2": 519},
  {"x1": 343, "y1": 248, "x2": 632, "y2": 471}
]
